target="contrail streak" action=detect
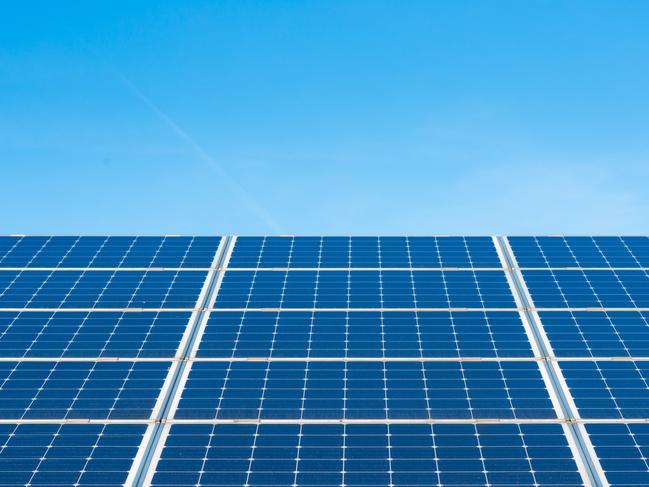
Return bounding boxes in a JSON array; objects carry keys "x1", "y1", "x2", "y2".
[{"x1": 86, "y1": 43, "x2": 283, "y2": 233}]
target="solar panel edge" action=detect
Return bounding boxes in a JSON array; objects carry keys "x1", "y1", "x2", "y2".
[{"x1": 129, "y1": 236, "x2": 236, "y2": 487}]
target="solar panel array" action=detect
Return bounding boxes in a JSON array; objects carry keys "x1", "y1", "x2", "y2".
[{"x1": 1, "y1": 235, "x2": 648, "y2": 486}]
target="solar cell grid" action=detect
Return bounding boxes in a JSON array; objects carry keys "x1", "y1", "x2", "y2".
[
  {"x1": 509, "y1": 236, "x2": 649, "y2": 268},
  {"x1": 214, "y1": 270, "x2": 516, "y2": 309},
  {"x1": 174, "y1": 360, "x2": 555, "y2": 420},
  {"x1": 151, "y1": 423, "x2": 583, "y2": 487},
  {"x1": 0, "y1": 423, "x2": 147, "y2": 487},
  {"x1": 538, "y1": 311, "x2": 649, "y2": 358},
  {"x1": 196, "y1": 311, "x2": 534, "y2": 358},
  {"x1": 0, "y1": 236, "x2": 221, "y2": 269},
  {"x1": 227, "y1": 236, "x2": 501, "y2": 268},
  {"x1": 586, "y1": 423, "x2": 649, "y2": 487},
  {"x1": 0, "y1": 270, "x2": 207, "y2": 309},
  {"x1": 0, "y1": 311, "x2": 190, "y2": 358},
  {"x1": 522, "y1": 269, "x2": 649, "y2": 308},
  {"x1": 560, "y1": 360, "x2": 649, "y2": 419},
  {"x1": 0, "y1": 361, "x2": 170, "y2": 419}
]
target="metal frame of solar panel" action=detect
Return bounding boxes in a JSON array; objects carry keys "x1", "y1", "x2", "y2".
[{"x1": 2, "y1": 235, "x2": 649, "y2": 486}]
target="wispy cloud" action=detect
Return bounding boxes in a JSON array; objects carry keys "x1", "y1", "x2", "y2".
[{"x1": 85, "y1": 43, "x2": 283, "y2": 233}]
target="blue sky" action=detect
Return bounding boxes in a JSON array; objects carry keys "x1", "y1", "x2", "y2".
[{"x1": 2, "y1": 1, "x2": 648, "y2": 235}]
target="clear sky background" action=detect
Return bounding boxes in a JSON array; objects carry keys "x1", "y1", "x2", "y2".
[{"x1": 2, "y1": 1, "x2": 648, "y2": 235}]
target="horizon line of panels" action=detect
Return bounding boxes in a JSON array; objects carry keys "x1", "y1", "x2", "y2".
[
  {"x1": 228, "y1": 236, "x2": 503, "y2": 268},
  {"x1": 509, "y1": 236, "x2": 649, "y2": 268},
  {"x1": 3, "y1": 235, "x2": 649, "y2": 270},
  {"x1": 0, "y1": 236, "x2": 221, "y2": 269},
  {"x1": 0, "y1": 235, "x2": 506, "y2": 270}
]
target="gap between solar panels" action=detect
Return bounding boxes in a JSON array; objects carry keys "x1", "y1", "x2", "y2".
[
  {"x1": 129, "y1": 236, "x2": 235, "y2": 487},
  {"x1": 496, "y1": 236, "x2": 607, "y2": 487}
]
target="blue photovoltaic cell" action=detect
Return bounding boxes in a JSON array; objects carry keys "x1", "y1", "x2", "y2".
[
  {"x1": 0, "y1": 311, "x2": 190, "y2": 358},
  {"x1": 0, "y1": 361, "x2": 170, "y2": 419},
  {"x1": 586, "y1": 423, "x2": 649, "y2": 487},
  {"x1": 0, "y1": 270, "x2": 206, "y2": 309},
  {"x1": 522, "y1": 270, "x2": 649, "y2": 308},
  {"x1": 0, "y1": 423, "x2": 146, "y2": 487},
  {"x1": 227, "y1": 236, "x2": 502, "y2": 269},
  {"x1": 560, "y1": 360, "x2": 649, "y2": 419},
  {"x1": 538, "y1": 311, "x2": 649, "y2": 358},
  {"x1": 509, "y1": 236, "x2": 649, "y2": 268},
  {"x1": 0, "y1": 236, "x2": 221, "y2": 268},
  {"x1": 152, "y1": 423, "x2": 582, "y2": 487},
  {"x1": 174, "y1": 360, "x2": 554, "y2": 420},
  {"x1": 214, "y1": 270, "x2": 516, "y2": 309},
  {"x1": 197, "y1": 311, "x2": 534, "y2": 358}
]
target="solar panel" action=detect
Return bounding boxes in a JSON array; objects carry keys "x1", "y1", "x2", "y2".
[
  {"x1": 0, "y1": 270, "x2": 207, "y2": 309},
  {"x1": 6, "y1": 234, "x2": 649, "y2": 486},
  {"x1": 538, "y1": 311, "x2": 649, "y2": 358},
  {"x1": 228, "y1": 236, "x2": 501, "y2": 268},
  {"x1": 0, "y1": 423, "x2": 147, "y2": 486},
  {"x1": 559, "y1": 360, "x2": 649, "y2": 419},
  {"x1": 0, "y1": 311, "x2": 191, "y2": 358},
  {"x1": 521, "y1": 269, "x2": 649, "y2": 308},
  {"x1": 214, "y1": 270, "x2": 516, "y2": 309},
  {"x1": 509, "y1": 236, "x2": 649, "y2": 268},
  {"x1": 173, "y1": 360, "x2": 555, "y2": 420},
  {"x1": 151, "y1": 423, "x2": 583, "y2": 487},
  {"x1": 0, "y1": 236, "x2": 221, "y2": 268},
  {"x1": 0, "y1": 360, "x2": 171, "y2": 419},
  {"x1": 586, "y1": 423, "x2": 649, "y2": 487},
  {"x1": 196, "y1": 311, "x2": 534, "y2": 358}
]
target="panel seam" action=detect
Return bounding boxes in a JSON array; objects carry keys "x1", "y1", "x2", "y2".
[
  {"x1": 129, "y1": 236, "x2": 235, "y2": 487},
  {"x1": 495, "y1": 236, "x2": 607, "y2": 487}
]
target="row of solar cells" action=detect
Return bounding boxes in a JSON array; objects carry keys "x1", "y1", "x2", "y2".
[
  {"x1": 2, "y1": 235, "x2": 649, "y2": 269},
  {"x1": 0, "y1": 270, "x2": 207, "y2": 308},
  {"x1": 214, "y1": 270, "x2": 516, "y2": 308},
  {"x1": 0, "y1": 422, "x2": 587, "y2": 487},
  {"x1": 227, "y1": 236, "x2": 501, "y2": 268},
  {"x1": 4, "y1": 311, "x2": 649, "y2": 359},
  {"x1": 230, "y1": 236, "x2": 649, "y2": 269},
  {"x1": 153, "y1": 423, "x2": 583, "y2": 487},
  {"x1": 510, "y1": 236, "x2": 649, "y2": 268},
  {"x1": 2, "y1": 268, "x2": 649, "y2": 309},
  {"x1": 0, "y1": 236, "x2": 221, "y2": 268},
  {"x1": 1, "y1": 358, "x2": 649, "y2": 420},
  {"x1": 1, "y1": 422, "x2": 644, "y2": 487}
]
